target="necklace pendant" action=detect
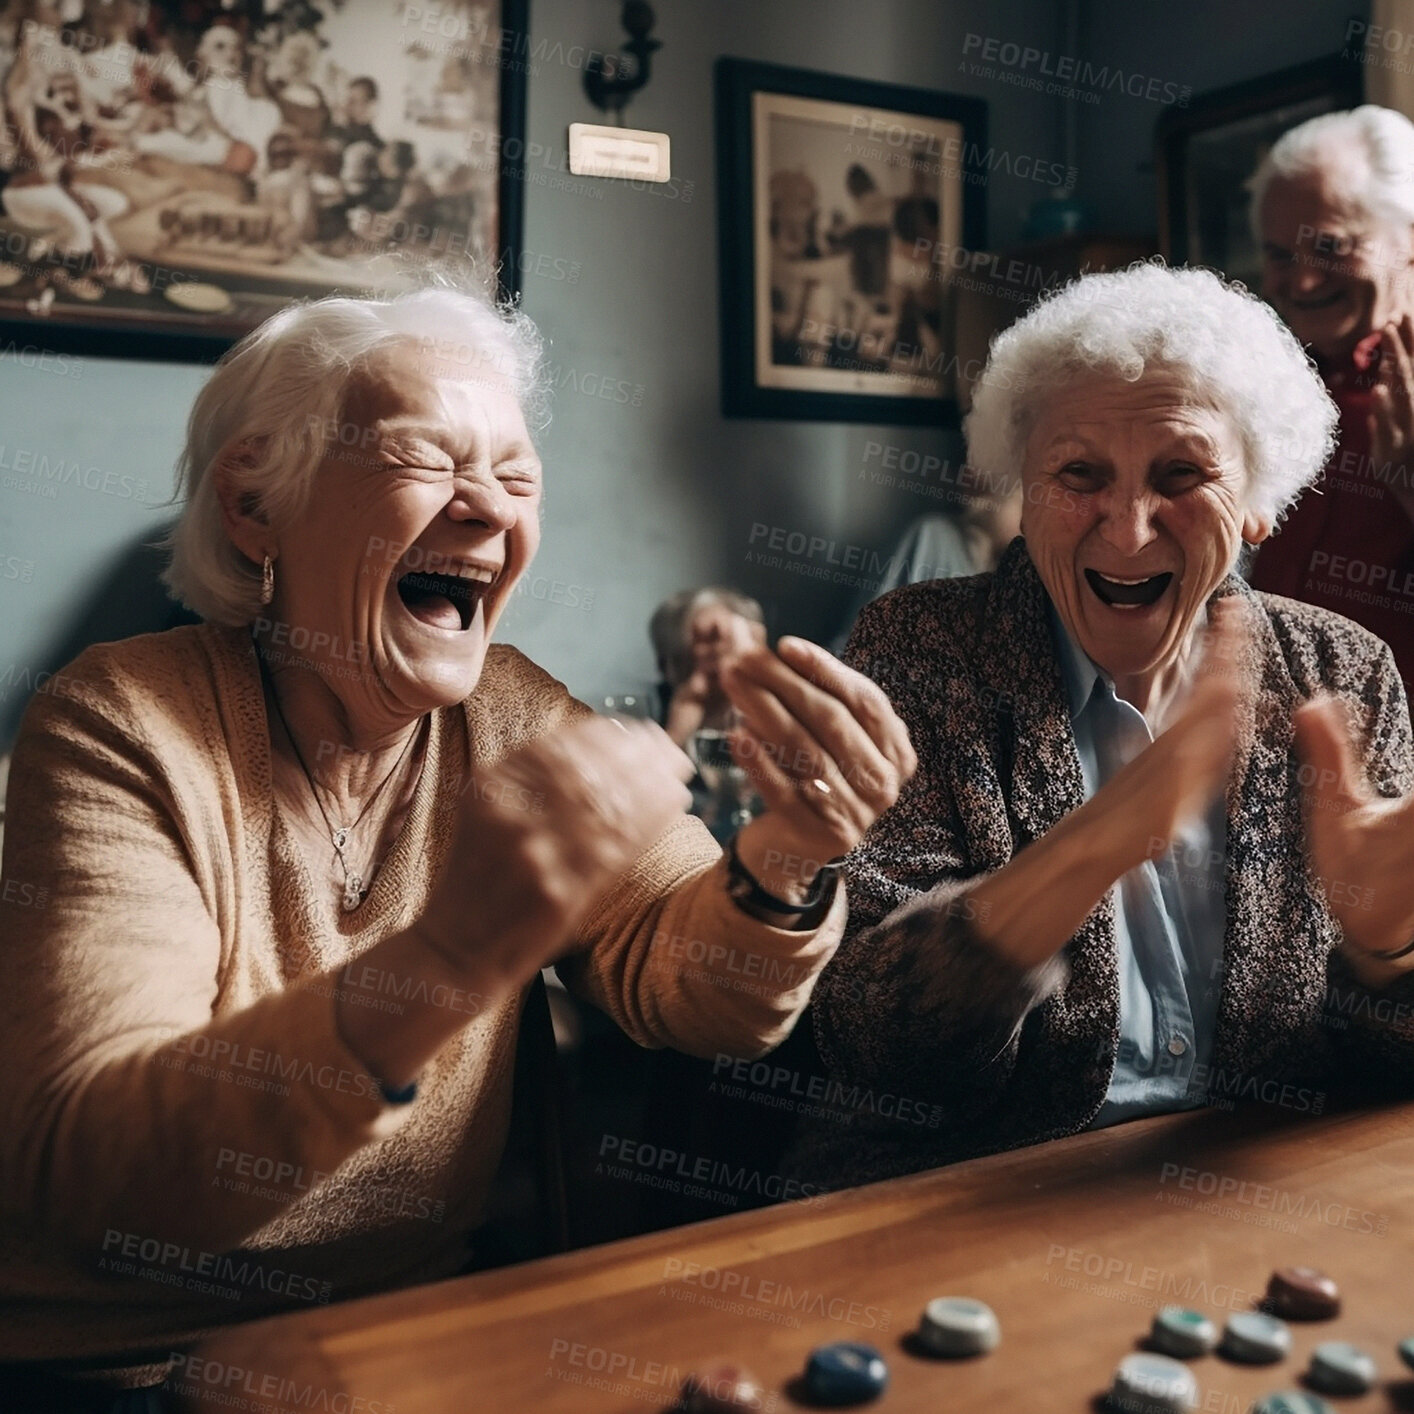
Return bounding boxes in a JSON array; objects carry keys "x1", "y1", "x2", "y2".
[
  {"x1": 332, "y1": 827, "x2": 350, "y2": 851},
  {"x1": 342, "y1": 873, "x2": 365, "y2": 911}
]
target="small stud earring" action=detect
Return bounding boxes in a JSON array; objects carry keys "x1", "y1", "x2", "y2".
[{"x1": 260, "y1": 554, "x2": 275, "y2": 606}]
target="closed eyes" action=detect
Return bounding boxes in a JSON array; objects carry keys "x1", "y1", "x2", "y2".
[{"x1": 1053, "y1": 460, "x2": 1212, "y2": 493}]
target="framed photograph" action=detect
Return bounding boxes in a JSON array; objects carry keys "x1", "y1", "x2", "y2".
[
  {"x1": 715, "y1": 58, "x2": 986, "y2": 426},
  {"x1": 0, "y1": 0, "x2": 529, "y2": 363},
  {"x1": 1155, "y1": 53, "x2": 1362, "y2": 290}
]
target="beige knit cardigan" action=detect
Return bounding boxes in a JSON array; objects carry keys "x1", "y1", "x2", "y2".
[{"x1": 0, "y1": 624, "x2": 841, "y2": 1379}]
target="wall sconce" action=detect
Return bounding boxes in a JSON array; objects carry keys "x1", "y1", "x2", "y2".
[{"x1": 583, "y1": 1, "x2": 661, "y2": 122}]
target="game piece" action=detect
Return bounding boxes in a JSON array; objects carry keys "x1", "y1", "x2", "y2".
[
  {"x1": 803, "y1": 1342, "x2": 888, "y2": 1405},
  {"x1": 679, "y1": 1361, "x2": 765, "y2": 1412},
  {"x1": 1149, "y1": 1307, "x2": 1218, "y2": 1358},
  {"x1": 1399, "y1": 1335, "x2": 1414, "y2": 1372},
  {"x1": 1107, "y1": 1352, "x2": 1198, "y2": 1413},
  {"x1": 917, "y1": 1296, "x2": 1001, "y2": 1356},
  {"x1": 1220, "y1": 1311, "x2": 1291, "y2": 1364},
  {"x1": 1263, "y1": 1267, "x2": 1341, "y2": 1320},
  {"x1": 1250, "y1": 1394, "x2": 1335, "y2": 1414},
  {"x1": 1306, "y1": 1341, "x2": 1376, "y2": 1395}
]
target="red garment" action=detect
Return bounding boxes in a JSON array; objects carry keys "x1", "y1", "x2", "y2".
[{"x1": 1250, "y1": 331, "x2": 1414, "y2": 697}]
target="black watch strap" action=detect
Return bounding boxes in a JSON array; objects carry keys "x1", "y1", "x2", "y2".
[{"x1": 725, "y1": 836, "x2": 841, "y2": 930}]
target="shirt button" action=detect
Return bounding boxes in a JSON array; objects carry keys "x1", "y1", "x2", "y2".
[{"x1": 1168, "y1": 1036, "x2": 1188, "y2": 1056}]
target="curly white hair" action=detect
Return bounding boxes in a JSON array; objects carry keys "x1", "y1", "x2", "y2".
[{"x1": 964, "y1": 261, "x2": 1338, "y2": 527}]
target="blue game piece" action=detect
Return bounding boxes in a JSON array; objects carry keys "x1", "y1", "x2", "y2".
[{"x1": 803, "y1": 1342, "x2": 888, "y2": 1405}]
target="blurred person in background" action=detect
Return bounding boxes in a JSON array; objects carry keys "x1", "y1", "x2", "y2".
[
  {"x1": 650, "y1": 588, "x2": 770, "y2": 842},
  {"x1": 1252, "y1": 104, "x2": 1414, "y2": 700},
  {"x1": 650, "y1": 587, "x2": 768, "y2": 748},
  {"x1": 832, "y1": 472, "x2": 1023, "y2": 651}
]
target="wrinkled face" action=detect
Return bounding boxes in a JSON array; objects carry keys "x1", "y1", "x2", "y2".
[
  {"x1": 1021, "y1": 372, "x2": 1267, "y2": 682},
  {"x1": 1260, "y1": 162, "x2": 1414, "y2": 361},
  {"x1": 271, "y1": 343, "x2": 541, "y2": 720}
]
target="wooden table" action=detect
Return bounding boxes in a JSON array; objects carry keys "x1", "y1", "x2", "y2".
[{"x1": 177, "y1": 1102, "x2": 1414, "y2": 1412}]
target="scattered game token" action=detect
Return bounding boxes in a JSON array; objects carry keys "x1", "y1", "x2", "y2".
[
  {"x1": 917, "y1": 1296, "x2": 1001, "y2": 1356},
  {"x1": 1250, "y1": 1394, "x2": 1335, "y2": 1414},
  {"x1": 1220, "y1": 1311, "x2": 1291, "y2": 1364},
  {"x1": 803, "y1": 1342, "x2": 888, "y2": 1406},
  {"x1": 1306, "y1": 1341, "x2": 1377, "y2": 1396},
  {"x1": 1107, "y1": 1352, "x2": 1198, "y2": 1414},
  {"x1": 679, "y1": 1361, "x2": 765, "y2": 1412},
  {"x1": 1149, "y1": 1307, "x2": 1218, "y2": 1358},
  {"x1": 1399, "y1": 1335, "x2": 1414, "y2": 1372},
  {"x1": 1263, "y1": 1267, "x2": 1341, "y2": 1320}
]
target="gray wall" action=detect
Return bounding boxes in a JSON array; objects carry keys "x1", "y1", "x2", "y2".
[
  {"x1": 1074, "y1": 0, "x2": 1366, "y2": 234},
  {"x1": 1, "y1": 0, "x2": 1360, "y2": 736}
]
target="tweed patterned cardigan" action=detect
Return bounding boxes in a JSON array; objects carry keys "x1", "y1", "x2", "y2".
[{"x1": 802, "y1": 540, "x2": 1414, "y2": 1188}]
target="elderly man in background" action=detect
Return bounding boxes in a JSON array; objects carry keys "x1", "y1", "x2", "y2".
[{"x1": 1251, "y1": 104, "x2": 1414, "y2": 698}]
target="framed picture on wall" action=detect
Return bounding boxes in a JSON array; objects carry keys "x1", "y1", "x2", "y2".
[
  {"x1": 715, "y1": 58, "x2": 986, "y2": 426},
  {"x1": 0, "y1": 0, "x2": 528, "y2": 363},
  {"x1": 1155, "y1": 52, "x2": 1362, "y2": 291}
]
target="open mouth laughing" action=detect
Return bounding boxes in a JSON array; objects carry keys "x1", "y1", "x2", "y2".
[
  {"x1": 1084, "y1": 568, "x2": 1174, "y2": 610},
  {"x1": 395, "y1": 563, "x2": 500, "y2": 632}
]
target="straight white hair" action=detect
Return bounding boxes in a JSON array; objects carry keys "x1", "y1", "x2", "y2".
[
  {"x1": 162, "y1": 283, "x2": 546, "y2": 625},
  {"x1": 1248, "y1": 104, "x2": 1414, "y2": 240},
  {"x1": 964, "y1": 262, "x2": 1338, "y2": 528}
]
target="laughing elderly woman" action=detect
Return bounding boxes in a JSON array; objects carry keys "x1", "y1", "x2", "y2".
[
  {"x1": 0, "y1": 286, "x2": 913, "y2": 1402},
  {"x1": 803, "y1": 262, "x2": 1414, "y2": 1188}
]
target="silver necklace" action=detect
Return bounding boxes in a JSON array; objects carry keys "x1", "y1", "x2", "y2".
[{"x1": 258, "y1": 646, "x2": 424, "y2": 911}]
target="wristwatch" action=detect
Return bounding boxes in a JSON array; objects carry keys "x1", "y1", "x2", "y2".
[{"x1": 725, "y1": 835, "x2": 842, "y2": 930}]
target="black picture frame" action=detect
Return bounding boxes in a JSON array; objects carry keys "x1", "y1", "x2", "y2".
[
  {"x1": 1155, "y1": 52, "x2": 1363, "y2": 289},
  {"x1": 0, "y1": 0, "x2": 529, "y2": 365},
  {"x1": 715, "y1": 57, "x2": 986, "y2": 426}
]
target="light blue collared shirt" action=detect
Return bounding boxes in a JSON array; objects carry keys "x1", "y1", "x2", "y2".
[{"x1": 1048, "y1": 607, "x2": 1227, "y2": 1127}]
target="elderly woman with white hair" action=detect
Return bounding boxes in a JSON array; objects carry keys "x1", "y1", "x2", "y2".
[
  {"x1": 0, "y1": 285, "x2": 913, "y2": 1403},
  {"x1": 801, "y1": 262, "x2": 1414, "y2": 1187},
  {"x1": 1250, "y1": 104, "x2": 1414, "y2": 694}
]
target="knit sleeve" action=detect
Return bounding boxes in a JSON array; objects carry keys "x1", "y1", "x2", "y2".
[
  {"x1": 557, "y1": 815, "x2": 843, "y2": 1061},
  {"x1": 809, "y1": 591, "x2": 1065, "y2": 1118},
  {"x1": 0, "y1": 653, "x2": 412, "y2": 1264}
]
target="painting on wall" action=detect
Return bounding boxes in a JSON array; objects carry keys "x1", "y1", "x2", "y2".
[
  {"x1": 716, "y1": 58, "x2": 986, "y2": 426},
  {"x1": 0, "y1": 0, "x2": 527, "y2": 362},
  {"x1": 1155, "y1": 53, "x2": 1362, "y2": 291}
]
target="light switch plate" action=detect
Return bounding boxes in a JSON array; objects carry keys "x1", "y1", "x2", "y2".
[{"x1": 568, "y1": 123, "x2": 671, "y2": 182}]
